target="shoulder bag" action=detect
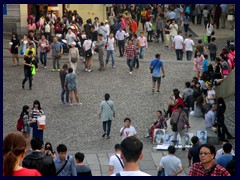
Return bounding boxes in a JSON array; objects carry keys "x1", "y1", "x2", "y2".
[
  {"x1": 70, "y1": 48, "x2": 78, "y2": 63},
  {"x1": 85, "y1": 42, "x2": 93, "y2": 58},
  {"x1": 106, "y1": 101, "x2": 115, "y2": 118},
  {"x1": 150, "y1": 61, "x2": 159, "y2": 74},
  {"x1": 56, "y1": 155, "x2": 69, "y2": 176},
  {"x1": 171, "y1": 111, "x2": 182, "y2": 132},
  {"x1": 115, "y1": 155, "x2": 124, "y2": 169}
]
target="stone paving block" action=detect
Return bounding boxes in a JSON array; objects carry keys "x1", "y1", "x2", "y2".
[
  {"x1": 139, "y1": 160, "x2": 157, "y2": 170},
  {"x1": 85, "y1": 154, "x2": 99, "y2": 165},
  {"x1": 151, "y1": 152, "x2": 163, "y2": 167},
  {"x1": 100, "y1": 165, "x2": 109, "y2": 176},
  {"x1": 142, "y1": 169, "x2": 158, "y2": 176},
  {"x1": 97, "y1": 153, "x2": 109, "y2": 166},
  {"x1": 91, "y1": 170, "x2": 102, "y2": 176},
  {"x1": 141, "y1": 151, "x2": 153, "y2": 161},
  {"x1": 88, "y1": 164, "x2": 100, "y2": 171}
]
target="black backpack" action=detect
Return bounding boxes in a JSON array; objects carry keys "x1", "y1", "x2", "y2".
[{"x1": 226, "y1": 156, "x2": 235, "y2": 176}]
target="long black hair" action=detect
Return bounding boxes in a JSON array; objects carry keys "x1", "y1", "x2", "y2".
[
  {"x1": 20, "y1": 105, "x2": 29, "y2": 118},
  {"x1": 33, "y1": 100, "x2": 42, "y2": 110},
  {"x1": 217, "y1": 97, "x2": 226, "y2": 113}
]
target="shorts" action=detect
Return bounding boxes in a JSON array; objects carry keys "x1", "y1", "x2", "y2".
[{"x1": 152, "y1": 76, "x2": 161, "y2": 84}]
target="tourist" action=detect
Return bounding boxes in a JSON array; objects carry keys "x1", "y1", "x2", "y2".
[
  {"x1": 108, "y1": 144, "x2": 124, "y2": 175},
  {"x1": 75, "y1": 152, "x2": 92, "y2": 176},
  {"x1": 120, "y1": 118, "x2": 137, "y2": 141}
]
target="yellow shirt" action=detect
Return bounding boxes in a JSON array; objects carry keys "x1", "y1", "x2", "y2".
[{"x1": 25, "y1": 48, "x2": 36, "y2": 60}]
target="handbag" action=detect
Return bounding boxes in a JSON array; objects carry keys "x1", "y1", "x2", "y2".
[
  {"x1": 171, "y1": 111, "x2": 182, "y2": 132},
  {"x1": 70, "y1": 48, "x2": 78, "y2": 63},
  {"x1": 150, "y1": 60, "x2": 159, "y2": 74},
  {"x1": 37, "y1": 115, "x2": 46, "y2": 130},
  {"x1": 85, "y1": 42, "x2": 93, "y2": 58},
  {"x1": 227, "y1": 15, "x2": 234, "y2": 21},
  {"x1": 157, "y1": 168, "x2": 165, "y2": 176}
]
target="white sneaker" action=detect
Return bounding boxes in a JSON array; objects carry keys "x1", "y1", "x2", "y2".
[
  {"x1": 88, "y1": 69, "x2": 92, "y2": 72},
  {"x1": 129, "y1": 72, "x2": 132, "y2": 75},
  {"x1": 85, "y1": 69, "x2": 88, "y2": 72},
  {"x1": 77, "y1": 102, "x2": 83, "y2": 105}
]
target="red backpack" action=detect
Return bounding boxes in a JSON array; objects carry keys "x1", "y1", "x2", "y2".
[{"x1": 16, "y1": 117, "x2": 24, "y2": 131}]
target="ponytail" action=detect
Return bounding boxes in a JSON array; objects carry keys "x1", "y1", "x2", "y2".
[{"x1": 3, "y1": 151, "x2": 18, "y2": 176}]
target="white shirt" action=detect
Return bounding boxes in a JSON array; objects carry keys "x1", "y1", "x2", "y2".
[
  {"x1": 105, "y1": 24, "x2": 110, "y2": 36},
  {"x1": 145, "y1": 21, "x2": 152, "y2": 31},
  {"x1": 120, "y1": 125, "x2": 137, "y2": 141},
  {"x1": 170, "y1": 24, "x2": 178, "y2": 36},
  {"x1": 115, "y1": 30, "x2": 126, "y2": 41},
  {"x1": 173, "y1": 35, "x2": 183, "y2": 49},
  {"x1": 184, "y1": 38, "x2": 194, "y2": 51},
  {"x1": 207, "y1": 90, "x2": 216, "y2": 104},
  {"x1": 83, "y1": 40, "x2": 93, "y2": 51},
  {"x1": 206, "y1": 24, "x2": 214, "y2": 36},
  {"x1": 106, "y1": 37, "x2": 115, "y2": 51},
  {"x1": 111, "y1": 171, "x2": 151, "y2": 176},
  {"x1": 109, "y1": 154, "x2": 124, "y2": 174},
  {"x1": 66, "y1": 32, "x2": 76, "y2": 46}
]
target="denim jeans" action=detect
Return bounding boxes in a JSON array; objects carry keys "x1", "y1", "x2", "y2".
[
  {"x1": 61, "y1": 88, "x2": 69, "y2": 104},
  {"x1": 132, "y1": 56, "x2": 139, "y2": 68},
  {"x1": 139, "y1": 46, "x2": 146, "y2": 59},
  {"x1": 186, "y1": 51, "x2": 193, "y2": 61},
  {"x1": 52, "y1": 56, "x2": 60, "y2": 69},
  {"x1": 118, "y1": 40, "x2": 125, "y2": 56},
  {"x1": 106, "y1": 50, "x2": 115, "y2": 67},
  {"x1": 157, "y1": 30, "x2": 164, "y2": 42},
  {"x1": 210, "y1": 52, "x2": 216, "y2": 62},
  {"x1": 22, "y1": 69, "x2": 32, "y2": 88},
  {"x1": 175, "y1": 49, "x2": 183, "y2": 60},
  {"x1": 127, "y1": 58, "x2": 134, "y2": 72},
  {"x1": 40, "y1": 52, "x2": 47, "y2": 66},
  {"x1": 103, "y1": 120, "x2": 112, "y2": 136}
]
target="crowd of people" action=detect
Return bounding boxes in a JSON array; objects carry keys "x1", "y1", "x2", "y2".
[{"x1": 5, "y1": 4, "x2": 235, "y2": 176}]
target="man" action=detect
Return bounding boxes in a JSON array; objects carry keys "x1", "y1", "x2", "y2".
[
  {"x1": 22, "y1": 138, "x2": 56, "y2": 176},
  {"x1": 50, "y1": 36, "x2": 63, "y2": 72},
  {"x1": 215, "y1": 139, "x2": 235, "y2": 160},
  {"x1": 182, "y1": 82, "x2": 194, "y2": 109},
  {"x1": 22, "y1": 51, "x2": 33, "y2": 90},
  {"x1": 115, "y1": 27, "x2": 126, "y2": 57},
  {"x1": 173, "y1": 30, "x2": 184, "y2": 61},
  {"x1": 189, "y1": 144, "x2": 230, "y2": 176},
  {"x1": 158, "y1": 146, "x2": 183, "y2": 176},
  {"x1": 123, "y1": 39, "x2": 137, "y2": 75},
  {"x1": 98, "y1": 22, "x2": 108, "y2": 39},
  {"x1": 95, "y1": 34, "x2": 105, "y2": 71},
  {"x1": 156, "y1": 15, "x2": 164, "y2": 43},
  {"x1": 59, "y1": 64, "x2": 69, "y2": 105},
  {"x1": 66, "y1": 27, "x2": 77, "y2": 48},
  {"x1": 111, "y1": 136, "x2": 150, "y2": 176},
  {"x1": 170, "y1": 104, "x2": 190, "y2": 150},
  {"x1": 150, "y1": 53, "x2": 165, "y2": 93},
  {"x1": 217, "y1": 143, "x2": 234, "y2": 168},
  {"x1": 120, "y1": 118, "x2": 137, "y2": 141},
  {"x1": 188, "y1": 136, "x2": 201, "y2": 167},
  {"x1": 108, "y1": 144, "x2": 124, "y2": 176},
  {"x1": 132, "y1": 34, "x2": 140, "y2": 69},
  {"x1": 208, "y1": 37, "x2": 218, "y2": 62},
  {"x1": 99, "y1": 93, "x2": 115, "y2": 139},
  {"x1": 167, "y1": 8, "x2": 177, "y2": 22},
  {"x1": 105, "y1": 33, "x2": 116, "y2": 68},
  {"x1": 204, "y1": 104, "x2": 216, "y2": 131},
  {"x1": 75, "y1": 152, "x2": 92, "y2": 176},
  {"x1": 184, "y1": 34, "x2": 195, "y2": 61},
  {"x1": 53, "y1": 144, "x2": 77, "y2": 176},
  {"x1": 199, "y1": 131, "x2": 207, "y2": 144},
  {"x1": 220, "y1": 4, "x2": 227, "y2": 28}
]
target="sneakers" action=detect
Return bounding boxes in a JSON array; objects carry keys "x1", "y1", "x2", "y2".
[
  {"x1": 106, "y1": 136, "x2": 111, "y2": 139},
  {"x1": 156, "y1": 90, "x2": 160, "y2": 93},
  {"x1": 85, "y1": 69, "x2": 88, "y2": 72},
  {"x1": 102, "y1": 133, "x2": 106, "y2": 137},
  {"x1": 44, "y1": 66, "x2": 46, "y2": 69},
  {"x1": 112, "y1": 66, "x2": 116, "y2": 69},
  {"x1": 57, "y1": 69, "x2": 60, "y2": 72},
  {"x1": 52, "y1": 69, "x2": 55, "y2": 72},
  {"x1": 88, "y1": 69, "x2": 92, "y2": 72},
  {"x1": 76, "y1": 102, "x2": 83, "y2": 105},
  {"x1": 129, "y1": 71, "x2": 132, "y2": 75},
  {"x1": 144, "y1": 134, "x2": 151, "y2": 138}
]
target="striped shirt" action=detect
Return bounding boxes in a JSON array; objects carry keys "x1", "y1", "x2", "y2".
[
  {"x1": 124, "y1": 45, "x2": 137, "y2": 59},
  {"x1": 32, "y1": 108, "x2": 44, "y2": 120}
]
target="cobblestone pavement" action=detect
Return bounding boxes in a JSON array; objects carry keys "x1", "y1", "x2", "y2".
[{"x1": 3, "y1": 22, "x2": 235, "y2": 176}]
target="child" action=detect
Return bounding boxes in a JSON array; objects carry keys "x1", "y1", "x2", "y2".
[{"x1": 202, "y1": 54, "x2": 209, "y2": 74}]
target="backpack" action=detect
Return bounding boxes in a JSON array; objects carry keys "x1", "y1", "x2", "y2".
[
  {"x1": 226, "y1": 156, "x2": 235, "y2": 176},
  {"x1": 16, "y1": 117, "x2": 24, "y2": 131},
  {"x1": 55, "y1": 23, "x2": 62, "y2": 33},
  {"x1": 45, "y1": 22, "x2": 51, "y2": 33}
]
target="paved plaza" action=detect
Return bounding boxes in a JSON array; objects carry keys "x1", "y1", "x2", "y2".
[{"x1": 3, "y1": 22, "x2": 235, "y2": 176}]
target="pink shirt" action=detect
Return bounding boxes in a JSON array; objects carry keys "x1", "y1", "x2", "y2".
[
  {"x1": 137, "y1": 37, "x2": 148, "y2": 48},
  {"x1": 121, "y1": 18, "x2": 126, "y2": 29},
  {"x1": 28, "y1": 23, "x2": 36, "y2": 31},
  {"x1": 194, "y1": 55, "x2": 204, "y2": 71}
]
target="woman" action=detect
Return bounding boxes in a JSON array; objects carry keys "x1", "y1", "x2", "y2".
[
  {"x1": 38, "y1": 14, "x2": 46, "y2": 35},
  {"x1": 193, "y1": 50, "x2": 204, "y2": 79},
  {"x1": 64, "y1": 67, "x2": 82, "y2": 106},
  {"x1": 10, "y1": 33, "x2": 20, "y2": 66},
  {"x1": 98, "y1": 93, "x2": 115, "y2": 139},
  {"x1": 140, "y1": 8, "x2": 147, "y2": 31},
  {"x1": 38, "y1": 35, "x2": 49, "y2": 69},
  {"x1": 68, "y1": 41, "x2": 80, "y2": 74},
  {"x1": 20, "y1": 34, "x2": 28, "y2": 56},
  {"x1": 31, "y1": 100, "x2": 44, "y2": 140},
  {"x1": 206, "y1": 19, "x2": 214, "y2": 43},
  {"x1": 190, "y1": 95, "x2": 205, "y2": 118},
  {"x1": 145, "y1": 19, "x2": 153, "y2": 42},
  {"x1": 164, "y1": 20, "x2": 171, "y2": 48},
  {"x1": 83, "y1": 35, "x2": 93, "y2": 72},
  {"x1": 44, "y1": 142, "x2": 56, "y2": 158},
  {"x1": 28, "y1": 19, "x2": 36, "y2": 33},
  {"x1": 20, "y1": 105, "x2": 32, "y2": 149},
  {"x1": 3, "y1": 133, "x2": 41, "y2": 176},
  {"x1": 183, "y1": 12, "x2": 190, "y2": 35},
  {"x1": 216, "y1": 97, "x2": 235, "y2": 141}
]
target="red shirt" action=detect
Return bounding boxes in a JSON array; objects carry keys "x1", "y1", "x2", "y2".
[
  {"x1": 189, "y1": 162, "x2": 230, "y2": 176},
  {"x1": 172, "y1": 98, "x2": 185, "y2": 112},
  {"x1": 12, "y1": 167, "x2": 42, "y2": 176},
  {"x1": 130, "y1": 21, "x2": 138, "y2": 33}
]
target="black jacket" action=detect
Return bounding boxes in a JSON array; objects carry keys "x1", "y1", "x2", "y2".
[{"x1": 22, "y1": 151, "x2": 56, "y2": 176}]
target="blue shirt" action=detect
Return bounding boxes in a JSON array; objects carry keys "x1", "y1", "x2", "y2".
[
  {"x1": 150, "y1": 59, "x2": 163, "y2": 78},
  {"x1": 217, "y1": 154, "x2": 234, "y2": 168},
  {"x1": 53, "y1": 155, "x2": 77, "y2": 176},
  {"x1": 220, "y1": 4, "x2": 228, "y2": 13},
  {"x1": 202, "y1": 59, "x2": 208, "y2": 73}
]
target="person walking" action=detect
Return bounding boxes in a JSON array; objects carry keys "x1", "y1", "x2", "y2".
[
  {"x1": 38, "y1": 35, "x2": 49, "y2": 69},
  {"x1": 164, "y1": 20, "x2": 171, "y2": 48},
  {"x1": 95, "y1": 34, "x2": 106, "y2": 71},
  {"x1": 156, "y1": 15, "x2": 164, "y2": 43},
  {"x1": 183, "y1": 12, "x2": 191, "y2": 35},
  {"x1": 184, "y1": 34, "x2": 195, "y2": 61},
  {"x1": 108, "y1": 144, "x2": 124, "y2": 176},
  {"x1": 188, "y1": 136, "x2": 201, "y2": 167},
  {"x1": 208, "y1": 37, "x2": 217, "y2": 62},
  {"x1": 83, "y1": 35, "x2": 93, "y2": 72},
  {"x1": 137, "y1": 32, "x2": 148, "y2": 59},
  {"x1": 115, "y1": 27, "x2": 126, "y2": 57},
  {"x1": 99, "y1": 93, "x2": 115, "y2": 139},
  {"x1": 64, "y1": 67, "x2": 82, "y2": 106},
  {"x1": 123, "y1": 39, "x2": 137, "y2": 75},
  {"x1": 50, "y1": 36, "x2": 63, "y2": 72},
  {"x1": 59, "y1": 64, "x2": 69, "y2": 105},
  {"x1": 3, "y1": 133, "x2": 42, "y2": 176},
  {"x1": 132, "y1": 34, "x2": 140, "y2": 69},
  {"x1": 105, "y1": 33, "x2": 116, "y2": 68},
  {"x1": 170, "y1": 104, "x2": 190, "y2": 150},
  {"x1": 173, "y1": 30, "x2": 184, "y2": 61},
  {"x1": 158, "y1": 146, "x2": 183, "y2": 176},
  {"x1": 68, "y1": 42, "x2": 80, "y2": 74},
  {"x1": 206, "y1": 20, "x2": 214, "y2": 43},
  {"x1": 22, "y1": 51, "x2": 33, "y2": 90},
  {"x1": 75, "y1": 152, "x2": 92, "y2": 176},
  {"x1": 193, "y1": 50, "x2": 204, "y2": 79},
  {"x1": 10, "y1": 33, "x2": 20, "y2": 66},
  {"x1": 149, "y1": 53, "x2": 165, "y2": 93}
]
